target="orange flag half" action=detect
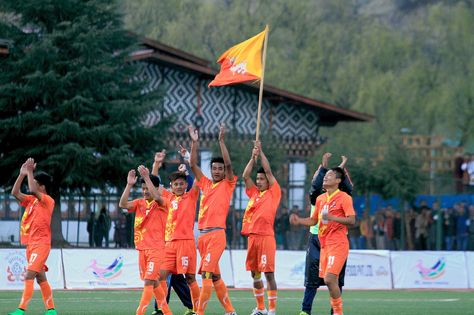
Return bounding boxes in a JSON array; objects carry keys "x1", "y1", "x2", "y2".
[{"x1": 209, "y1": 27, "x2": 267, "y2": 87}]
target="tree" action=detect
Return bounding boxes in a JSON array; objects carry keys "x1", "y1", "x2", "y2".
[{"x1": 0, "y1": 0, "x2": 172, "y2": 246}]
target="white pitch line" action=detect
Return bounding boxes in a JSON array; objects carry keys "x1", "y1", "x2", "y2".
[{"x1": 0, "y1": 297, "x2": 462, "y2": 303}]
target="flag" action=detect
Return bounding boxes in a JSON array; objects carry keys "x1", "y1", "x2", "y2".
[{"x1": 209, "y1": 27, "x2": 267, "y2": 87}]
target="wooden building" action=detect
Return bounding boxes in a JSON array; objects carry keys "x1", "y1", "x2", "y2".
[{"x1": 131, "y1": 36, "x2": 372, "y2": 209}]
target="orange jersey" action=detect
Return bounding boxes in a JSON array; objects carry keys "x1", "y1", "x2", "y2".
[
  {"x1": 311, "y1": 189, "x2": 355, "y2": 246},
  {"x1": 241, "y1": 181, "x2": 281, "y2": 236},
  {"x1": 19, "y1": 194, "x2": 54, "y2": 246},
  {"x1": 128, "y1": 199, "x2": 168, "y2": 250},
  {"x1": 196, "y1": 175, "x2": 237, "y2": 229},
  {"x1": 162, "y1": 188, "x2": 199, "y2": 241}
]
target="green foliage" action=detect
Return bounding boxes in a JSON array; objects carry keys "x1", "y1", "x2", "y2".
[
  {"x1": 0, "y1": 0, "x2": 172, "y2": 192},
  {"x1": 122, "y1": 0, "x2": 474, "y2": 154}
]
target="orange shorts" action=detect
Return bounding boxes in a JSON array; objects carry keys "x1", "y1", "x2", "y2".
[
  {"x1": 319, "y1": 241, "x2": 349, "y2": 278},
  {"x1": 161, "y1": 239, "x2": 196, "y2": 275},
  {"x1": 26, "y1": 244, "x2": 50, "y2": 273},
  {"x1": 198, "y1": 229, "x2": 226, "y2": 274},
  {"x1": 138, "y1": 248, "x2": 164, "y2": 281},
  {"x1": 246, "y1": 235, "x2": 276, "y2": 272}
]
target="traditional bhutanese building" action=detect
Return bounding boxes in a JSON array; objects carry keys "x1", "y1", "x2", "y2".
[{"x1": 131, "y1": 35, "x2": 372, "y2": 210}]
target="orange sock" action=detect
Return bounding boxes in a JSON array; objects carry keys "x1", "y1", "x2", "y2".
[
  {"x1": 253, "y1": 287, "x2": 266, "y2": 310},
  {"x1": 330, "y1": 296, "x2": 343, "y2": 315},
  {"x1": 197, "y1": 279, "x2": 213, "y2": 314},
  {"x1": 160, "y1": 280, "x2": 169, "y2": 297},
  {"x1": 19, "y1": 279, "x2": 34, "y2": 310},
  {"x1": 153, "y1": 285, "x2": 171, "y2": 315},
  {"x1": 136, "y1": 285, "x2": 153, "y2": 315},
  {"x1": 188, "y1": 280, "x2": 201, "y2": 311},
  {"x1": 39, "y1": 281, "x2": 55, "y2": 309},
  {"x1": 267, "y1": 290, "x2": 277, "y2": 312},
  {"x1": 213, "y1": 278, "x2": 235, "y2": 312}
]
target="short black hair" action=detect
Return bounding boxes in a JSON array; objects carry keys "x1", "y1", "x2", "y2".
[
  {"x1": 331, "y1": 167, "x2": 345, "y2": 181},
  {"x1": 210, "y1": 157, "x2": 225, "y2": 167},
  {"x1": 256, "y1": 167, "x2": 266, "y2": 175},
  {"x1": 169, "y1": 171, "x2": 187, "y2": 182},
  {"x1": 141, "y1": 175, "x2": 160, "y2": 187},
  {"x1": 34, "y1": 172, "x2": 53, "y2": 194}
]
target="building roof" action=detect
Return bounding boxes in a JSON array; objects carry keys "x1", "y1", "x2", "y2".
[{"x1": 131, "y1": 34, "x2": 373, "y2": 125}]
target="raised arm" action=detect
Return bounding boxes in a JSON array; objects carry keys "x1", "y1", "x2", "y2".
[
  {"x1": 218, "y1": 123, "x2": 234, "y2": 180},
  {"x1": 310, "y1": 152, "x2": 331, "y2": 200},
  {"x1": 151, "y1": 149, "x2": 166, "y2": 176},
  {"x1": 256, "y1": 141, "x2": 276, "y2": 186},
  {"x1": 242, "y1": 144, "x2": 259, "y2": 189},
  {"x1": 11, "y1": 161, "x2": 28, "y2": 202},
  {"x1": 189, "y1": 126, "x2": 205, "y2": 181},
  {"x1": 138, "y1": 165, "x2": 165, "y2": 206},
  {"x1": 25, "y1": 158, "x2": 42, "y2": 200},
  {"x1": 338, "y1": 155, "x2": 353, "y2": 195},
  {"x1": 119, "y1": 170, "x2": 138, "y2": 209}
]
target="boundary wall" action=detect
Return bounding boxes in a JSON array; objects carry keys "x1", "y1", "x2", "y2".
[{"x1": 1, "y1": 249, "x2": 472, "y2": 290}]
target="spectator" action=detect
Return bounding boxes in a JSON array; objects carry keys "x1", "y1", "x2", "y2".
[
  {"x1": 455, "y1": 203, "x2": 469, "y2": 251},
  {"x1": 114, "y1": 213, "x2": 128, "y2": 248},
  {"x1": 392, "y1": 211, "x2": 402, "y2": 250},
  {"x1": 373, "y1": 210, "x2": 386, "y2": 249},
  {"x1": 348, "y1": 219, "x2": 361, "y2": 249},
  {"x1": 96, "y1": 206, "x2": 111, "y2": 247},
  {"x1": 359, "y1": 210, "x2": 373, "y2": 249},
  {"x1": 406, "y1": 207, "x2": 417, "y2": 250},
  {"x1": 415, "y1": 209, "x2": 429, "y2": 250},
  {"x1": 275, "y1": 206, "x2": 289, "y2": 249},
  {"x1": 468, "y1": 205, "x2": 474, "y2": 251},
  {"x1": 428, "y1": 202, "x2": 440, "y2": 250},
  {"x1": 86, "y1": 211, "x2": 96, "y2": 248},
  {"x1": 443, "y1": 208, "x2": 456, "y2": 250},
  {"x1": 125, "y1": 212, "x2": 134, "y2": 248},
  {"x1": 384, "y1": 208, "x2": 395, "y2": 250}
]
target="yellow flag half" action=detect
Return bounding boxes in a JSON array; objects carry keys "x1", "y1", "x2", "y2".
[{"x1": 209, "y1": 27, "x2": 267, "y2": 87}]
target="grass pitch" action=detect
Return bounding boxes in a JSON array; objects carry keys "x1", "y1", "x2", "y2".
[{"x1": 1, "y1": 289, "x2": 473, "y2": 314}]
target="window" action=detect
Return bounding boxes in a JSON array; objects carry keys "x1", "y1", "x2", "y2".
[
  {"x1": 200, "y1": 150, "x2": 212, "y2": 179},
  {"x1": 289, "y1": 162, "x2": 306, "y2": 209},
  {"x1": 234, "y1": 182, "x2": 250, "y2": 211}
]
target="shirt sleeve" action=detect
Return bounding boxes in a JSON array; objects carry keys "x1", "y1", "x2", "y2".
[
  {"x1": 195, "y1": 176, "x2": 210, "y2": 190},
  {"x1": 269, "y1": 180, "x2": 281, "y2": 199},
  {"x1": 245, "y1": 186, "x2": 258, "y2": 198},
  {"x1": 19, "y1": 195, "x2": 35, "y2": 207},
  {"x1": 310, "y1": 197, "x2": 322, "y2": 221},
  {"x1": 41, "y1": 194, "x2": 55, "y2": 209},
  {"x1": 342, "y1": 194, "x2": 356, "y2": 217},
  {"x1": 161, "y1": 188, "x2": 173, "y2": 200},
  {"x1": 227, "y1": 175, "x2": 238, "y2": 188},
  {"x1": 128, "y1": 199, "x2": 139, "y2": 213}
]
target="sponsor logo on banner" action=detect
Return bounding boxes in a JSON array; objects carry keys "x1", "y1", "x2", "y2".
[
  {"x1": 5, "y1": 251, "x2": 27, "y2": 285},
  {"x1": 86, "y1": 256, "x2": 125, "y2": 286},
  {"x1": 415, "y1": 257, "x2": 446, "y2": 282},
  {"x1": 346, "y1": 264, "x2": 388, "y2": 277},
  {"x1": 290, "y1": 261, "x2": 305, "y2": 278}
]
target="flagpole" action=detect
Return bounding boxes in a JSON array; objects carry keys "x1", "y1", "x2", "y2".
[{"x1": 255, "y1": 25, "x2": 269, "y2": 142}]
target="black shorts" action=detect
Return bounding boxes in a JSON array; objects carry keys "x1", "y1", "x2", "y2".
[{"x1": 304, "y1": 234, "x2": 346, "y2": 288}]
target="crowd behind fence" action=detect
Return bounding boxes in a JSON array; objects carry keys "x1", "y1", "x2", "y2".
[{"x1": 0, "y1": 191, "x2": 473, "y2": 251}]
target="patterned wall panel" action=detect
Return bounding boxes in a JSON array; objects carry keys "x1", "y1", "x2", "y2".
[
  {"x1": 138, "y1": 62, "x2": 318, "y2": 140},
  {"x1": 273, "y1": 103, "x2": 319, "y2": 139}
]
